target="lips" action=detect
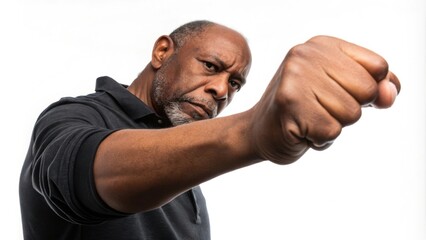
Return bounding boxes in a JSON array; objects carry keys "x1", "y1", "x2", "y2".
[{"x1": 189, "y1": 101, "x2": 214, "y2": 119}]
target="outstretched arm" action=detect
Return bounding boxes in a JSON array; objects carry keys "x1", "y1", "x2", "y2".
[
  {"x1": 94, "y1": 36, "x2": 400, "y2": 213},
  {"x1": 94, "y1": 111, "x2": 258, "y2": 213}
]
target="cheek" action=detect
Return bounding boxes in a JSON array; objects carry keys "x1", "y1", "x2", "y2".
[
  {"x1": 160, "y1": 68, "x2": 185, "y2": 96},
  {"x1": 178, "y1": 76, "x2": 209, "y2": 97}
]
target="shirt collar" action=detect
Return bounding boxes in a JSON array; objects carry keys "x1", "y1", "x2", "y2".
[{"x1": 95, "y1": 76, "x2": 160, "y2": 121}]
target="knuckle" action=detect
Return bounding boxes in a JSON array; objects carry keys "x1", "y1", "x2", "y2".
[
  {"x1": 318, "y1": 121, "x2": 342, "y2": 143},
  {"x1": 306, "y1": 35, "x2": 339, "y2": 50},
  {"x1": 324, "y1": 123, "x2": 342, "y2": 141},
  {"x1": 371, "y1": 57, "x2": 389, "y2": 80},
  {"x1": 274, "y1": 69, "x2": 306, "y2": 108},
  {"x1": 287, "y1": 43, "x2": 311, "y2": 60},
  {"x1": 288, "y1": 44, "x2": 304, "y2": 55},
  {"x1": 346, "y1": 105, "x2": 362, "y2": 124},
  {"x1": 274, "y1": 81, "x2": 300, "y2": 109},
  {"x1": 307, "y1": 35, "x2": 331, "y2": 44},
  {"x1": 360, "y1": 81, "x2": 379, "y2": 104},
  {"x1": 338, "y1": 100, "x2": 363, "y2": 126},
  {"x1": 307, "y1": 119, "x2": 342, "y2": 147}
]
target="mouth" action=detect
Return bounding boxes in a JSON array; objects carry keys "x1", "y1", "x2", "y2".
[{"x1": 189, "y1": 101, "x2": 214, "y2": 119}]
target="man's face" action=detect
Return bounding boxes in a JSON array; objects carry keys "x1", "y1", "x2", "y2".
[{"x1": 152, "y1": 25, "x2": 252, "y2": 126}]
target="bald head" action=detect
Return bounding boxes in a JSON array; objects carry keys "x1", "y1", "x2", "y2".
[
  {"x1": 169, "y1": 20, "x2": 215, "y2": 50},
  {"x1": 169, "y1": 20, "x2": 250, "y2": 55}
]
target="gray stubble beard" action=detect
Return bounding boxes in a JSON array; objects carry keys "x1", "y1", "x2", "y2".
[
  {"x1": 163, "y1": 102, "x2": 195, "y2": 126},
  {"x1": 152, "y1": 68, "x2": 197, "y2": 126},
  {"x1": 152, "y1": 59, "x2": 218, "y2": 126}
]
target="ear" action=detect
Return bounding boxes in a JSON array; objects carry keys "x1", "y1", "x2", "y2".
[{"x1": 151, "y1": 35, "x2": 175, "y2": 69}]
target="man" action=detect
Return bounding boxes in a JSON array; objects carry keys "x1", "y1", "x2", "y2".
[{"x1": 19, "y1": 20, "x2": 400, "y2": 239}]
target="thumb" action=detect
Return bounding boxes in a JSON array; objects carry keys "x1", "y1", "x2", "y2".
[{"x1": 372, "y1": 73, "x2": 400, "y2": 108}]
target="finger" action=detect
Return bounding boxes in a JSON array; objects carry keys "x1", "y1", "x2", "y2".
[
  {"x1": 304, "y1": 38, "x2": 380, "y2": 105},
  {"x1": 372, "y1": 72, "x2": 400, "y2": 108},
  {"x1": 336, "y1": 42, "x2": 401, "y2": 108},
  {"x1": 387, "y1": 71, "x2": 401, "y2": 93},
  {"x1": 293, "y1": 100, "x2": 343, "y2": 147},
  {"x1": 339, "y1": 39, "x2": 389, "y2": 82},
  {"x1": 318, "y1": 52, "x2": 378, "y2": 106},
  {"x1": 314, "y1": 76, "x2": 362, "y2": 126}
]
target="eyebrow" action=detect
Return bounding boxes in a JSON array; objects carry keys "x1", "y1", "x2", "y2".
[{"x1": 211, "y1": 55, "x2": 247, "y2": 85}]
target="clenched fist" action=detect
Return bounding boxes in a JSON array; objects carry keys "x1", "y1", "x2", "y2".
[{"x1": 249, "y1": 36, "x2": 400, "y2": 165}]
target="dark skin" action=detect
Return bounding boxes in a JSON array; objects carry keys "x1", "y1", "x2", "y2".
[{"x1": 94, "y1": 24, "x2": 400, "y2": 213}]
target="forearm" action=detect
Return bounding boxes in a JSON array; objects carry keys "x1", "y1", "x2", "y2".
[{"x1": 94, "y1": 110, "x2": 260, "y2": 213}]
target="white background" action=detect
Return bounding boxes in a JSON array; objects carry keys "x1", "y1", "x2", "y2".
[{"x1": 1, "y1": 0, "x2": 425, "y2": 239}]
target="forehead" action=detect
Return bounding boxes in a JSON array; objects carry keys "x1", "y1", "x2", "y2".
[{"x1": 181, "y1": 25, "x2": 252, "y2": 74}]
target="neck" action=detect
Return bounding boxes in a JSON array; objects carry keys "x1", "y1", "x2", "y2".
[{"x1": 128, "y1": 64, "x2": 155, "y2": 109}]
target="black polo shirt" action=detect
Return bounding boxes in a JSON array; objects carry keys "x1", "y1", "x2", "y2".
[{"x1": 19, "y1": 76, "x2": 210, "y2": 240}]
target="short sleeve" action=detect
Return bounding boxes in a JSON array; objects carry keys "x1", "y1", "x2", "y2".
[{"x1": 31, "y1": 100, "x2": 128, "y2": 224}]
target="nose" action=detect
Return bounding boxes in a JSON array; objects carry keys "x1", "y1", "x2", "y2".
[{"x1": 204, "y1": 74, "x2": 229, "y2": 103}]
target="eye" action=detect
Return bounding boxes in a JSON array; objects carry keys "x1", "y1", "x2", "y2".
[
  {"x1": 203, "y1": 61, "x2": 219, "y2": 72},
  {"x1": 229, "y1": 79, "x2": 242, "y2": 92}
]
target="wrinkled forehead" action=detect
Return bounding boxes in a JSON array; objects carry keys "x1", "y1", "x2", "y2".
[{"x1": 184, "y1": 25, "x2": 252, "y2": 75}]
